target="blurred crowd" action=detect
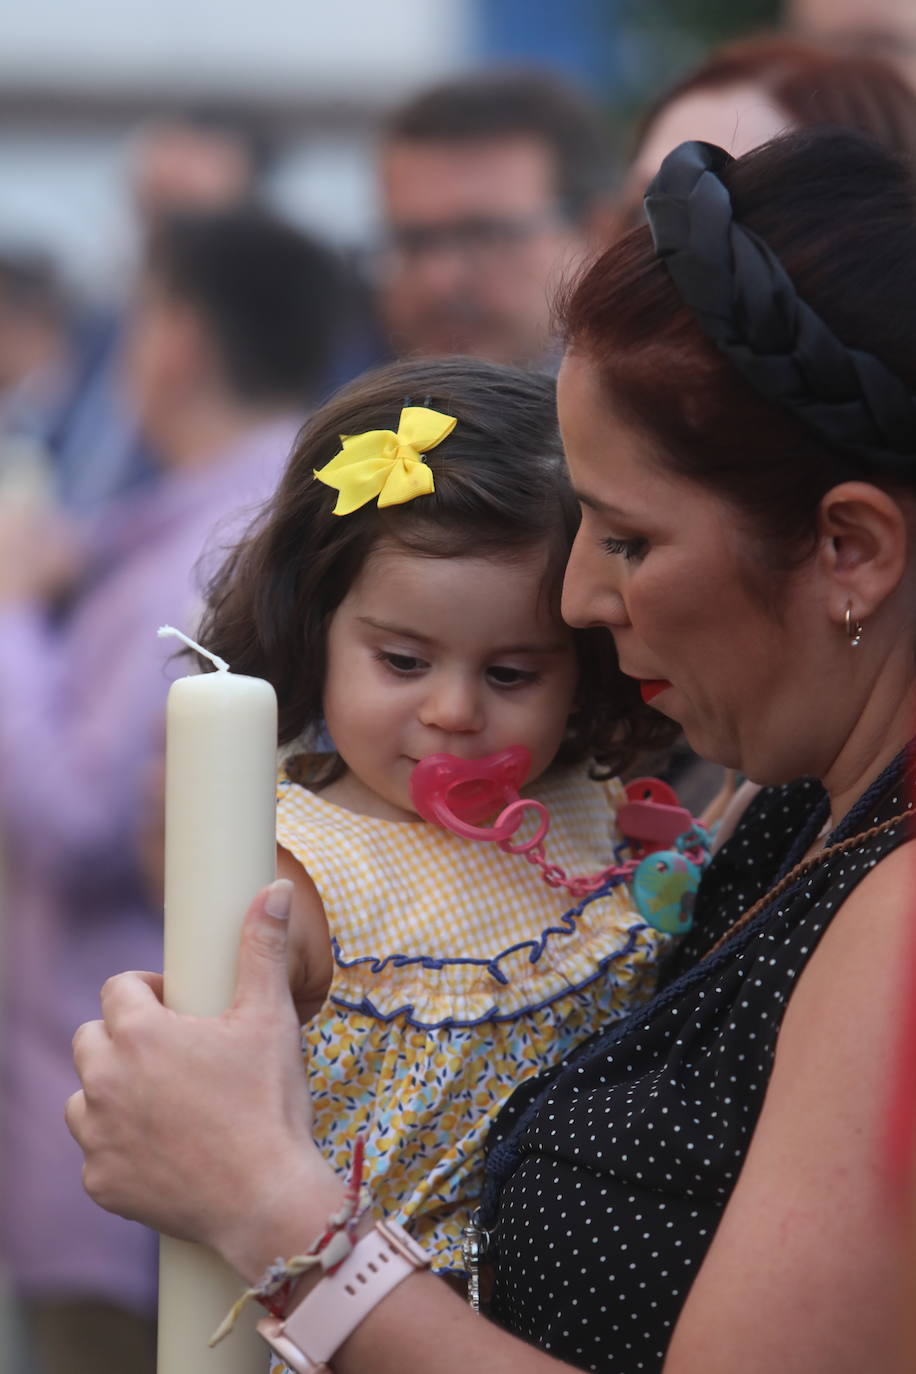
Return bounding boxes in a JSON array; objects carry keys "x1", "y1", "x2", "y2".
[{"x1": 2, "y1": 1, "x2": 916, "y2": 1370}]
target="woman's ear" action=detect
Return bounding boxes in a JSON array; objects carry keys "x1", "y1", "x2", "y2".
[{"x1": 816, "y1": 481, "x2": 910, "y2": 624}]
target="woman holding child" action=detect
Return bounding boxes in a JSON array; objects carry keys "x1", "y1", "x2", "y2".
[{"x1": 68, "y1": 128, "x2": 916, "y2": 1372}]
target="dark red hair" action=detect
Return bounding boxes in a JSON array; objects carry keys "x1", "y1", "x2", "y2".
[{"x1": 562, "y1": 128, "x2": 916, "y2": 569}]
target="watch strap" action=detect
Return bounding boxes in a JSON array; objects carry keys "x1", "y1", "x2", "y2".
[{"x1": 257, "y1": 1219, "x2": 430, "y2": 1372}]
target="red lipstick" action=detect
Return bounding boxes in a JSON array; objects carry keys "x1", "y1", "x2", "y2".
[{"x1": 639, "y1": 679, "x2": 671, "y2": 704}]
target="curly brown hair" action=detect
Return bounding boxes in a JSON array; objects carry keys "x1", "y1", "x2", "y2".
[{"x1": 196, "y1": 356, "x2": 677, "y2": 783}]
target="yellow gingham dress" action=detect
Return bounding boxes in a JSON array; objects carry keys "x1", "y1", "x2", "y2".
[{"x1": 275, "y1": 763, "x2": 669, "y2": 1275}]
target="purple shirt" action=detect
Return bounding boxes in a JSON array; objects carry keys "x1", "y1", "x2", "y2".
[{"x1": 0, "y1": 419, "x2": 296, "y2": 1312}]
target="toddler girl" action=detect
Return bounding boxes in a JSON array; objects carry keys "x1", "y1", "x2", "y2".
[{"x1": 197, "y1": 358, "x2": 679, "y2": 1294}]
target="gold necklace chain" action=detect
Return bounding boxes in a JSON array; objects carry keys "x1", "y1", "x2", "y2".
[{"x1": 702, "y1": 808, "x2": 913, "y2": 962}]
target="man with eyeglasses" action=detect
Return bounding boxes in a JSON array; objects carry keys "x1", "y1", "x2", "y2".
[{"x1": 376, "y1": 70, "x2": 617, "y2": 370}]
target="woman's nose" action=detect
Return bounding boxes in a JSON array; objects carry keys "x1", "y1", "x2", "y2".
[
  {"x1": 561, "y1": 530, "x2": 629, "y2": 630},
  {"x1": 419, "y1": 673, "x2": 484, "y2": 734}
]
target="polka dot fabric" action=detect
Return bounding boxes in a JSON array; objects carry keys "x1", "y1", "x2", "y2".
[
  {"x1": 275, "y1": 764, "x2": 671, "y2": 1274},
  {"x1": 486, "y1": 769, "x2": 913, "y2": 1372}
]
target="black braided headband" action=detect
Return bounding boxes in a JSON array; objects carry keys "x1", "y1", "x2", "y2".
[{"x1": 643, "y1": 140, "x2": 916, "y2": 476}]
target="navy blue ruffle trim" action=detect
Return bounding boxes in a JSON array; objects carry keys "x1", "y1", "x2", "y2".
[
  {"x1": 327, "y1": 879, "x2": 649, "y2": 1028},
  {"x1": 331, "y1": 875, "x2": 629, "y2": 983},
  {"x1": 328, "y1": 928, "x2": 644, "y2": 1029}
]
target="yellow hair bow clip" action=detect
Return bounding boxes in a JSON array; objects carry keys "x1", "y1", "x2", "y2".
[{"x1": 314, "y1": 405, "x2": 457, "y2": 516}]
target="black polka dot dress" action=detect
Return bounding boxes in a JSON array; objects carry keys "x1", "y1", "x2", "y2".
[{"x1": 482, "y1": 761, "x2": 913, "y2": 1372}]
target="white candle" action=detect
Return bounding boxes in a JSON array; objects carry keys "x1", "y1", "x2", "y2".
[{"x1": 157, "y1": 627, "x2": 278, "y2": 1374}]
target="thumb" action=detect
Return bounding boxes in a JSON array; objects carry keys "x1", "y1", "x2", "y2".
[{"x1": 232, "y1": 878, "x2": 295, "y2": 1014}]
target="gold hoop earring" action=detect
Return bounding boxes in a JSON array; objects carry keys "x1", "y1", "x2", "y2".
[{"x1": 845, "y1": 602, "x2": 863, "y2": 648}]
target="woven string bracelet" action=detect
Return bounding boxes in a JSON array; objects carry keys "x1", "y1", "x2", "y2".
[{"x1": 209, "y1": 1135, "x2": 367, "y2": 1347}]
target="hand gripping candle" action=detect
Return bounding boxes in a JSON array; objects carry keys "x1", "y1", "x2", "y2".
[{"x1": 156, "y1": 626, "x2": 278, "y2": 1374}]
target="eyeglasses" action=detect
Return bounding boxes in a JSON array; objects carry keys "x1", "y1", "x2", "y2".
[{"x1": 379, "y1": 211, "x2": 565, "y2": 273}]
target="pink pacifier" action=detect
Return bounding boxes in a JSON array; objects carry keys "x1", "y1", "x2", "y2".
[
  {"x1": 409, "y1": 747, "x2": 712, "y2": 927},
  {"x1": 409, "y1": 746, "x2": 549, "y2": 848}
]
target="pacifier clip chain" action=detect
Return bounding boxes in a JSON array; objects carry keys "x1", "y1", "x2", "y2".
[{"x1": 410, "y1": 750, "x2": 711, "y2": 935}]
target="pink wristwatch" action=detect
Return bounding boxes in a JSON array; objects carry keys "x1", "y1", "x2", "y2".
[{"x1": 257, "y1": 1219, "x2": 430, "y2": 1372}]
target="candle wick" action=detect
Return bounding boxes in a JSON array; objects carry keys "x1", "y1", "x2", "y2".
[{"x1": 158, "y1": 624, "x2": 231, "y2": 673}]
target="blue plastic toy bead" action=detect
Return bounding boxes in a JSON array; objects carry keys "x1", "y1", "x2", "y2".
[
  {"x1": 632, "y1": 849, "x2": 700, "y2": 934},
  {"x1": 676, "y1": 823, "x2": 712, "y2": 864}
]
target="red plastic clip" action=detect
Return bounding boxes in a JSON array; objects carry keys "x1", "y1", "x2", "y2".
[{"x1": 617, "y1": 777, "x2": 694, "y2": 860}]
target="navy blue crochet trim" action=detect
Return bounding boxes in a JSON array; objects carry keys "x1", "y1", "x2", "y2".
[
  {"x1": 478, "y1": 745, "x2": 912, "y2": 1229},
  {"x1": 330, "y1": 874, "x2": 630, "y2": 985},
  {"x1": 328, "y1": 921, "x2": 644, "y2": 1030}
]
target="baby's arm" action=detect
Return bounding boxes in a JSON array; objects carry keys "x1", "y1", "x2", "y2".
[
  {"x1": 709, "y1": 778, "x2": 762, "y2": 852},
  {"x1": 277, "y1": 845, "x2": 334, "y2": 1024}
]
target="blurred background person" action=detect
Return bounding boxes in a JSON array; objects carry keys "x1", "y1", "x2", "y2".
[
  {"x1": 0, "y1": 252, "x2": 78, "y2": 507},
  {"x1": 127, "y1": 106, "x2": 270, "y2": 240},
  {"x1": 47, "y1": 107, "x2": 274, "y2": 520},
  {"x1": 375, "y1": 69, "x2": 617, "y2": 369},
  {"x1": 0, "y1": 206, "x2": 341, "y2": 1374},
  {"x1": 612, "y1": 31, "x2": 916, "y2": 234},
  {"x1": 787, "y1": 0, "x2": 916, "y2": 88}
]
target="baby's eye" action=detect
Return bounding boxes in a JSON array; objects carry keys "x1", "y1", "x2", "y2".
[
  {"x1": 486, "y1": 665, "x2": 541, "y2": 688},
  {"x1": 375, "y1": 650, "x2": 426, "y2": 674}
]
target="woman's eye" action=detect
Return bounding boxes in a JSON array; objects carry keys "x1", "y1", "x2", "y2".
[
  {"x1": 375, "y1": 650, "x2": 425, "y2": 674},
  {"x1": 601, "y1": 535, "x2": 647, "y2": 562},
  {"x1": 486, "y1": 665, "x2": 541, "y2": 688}
]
